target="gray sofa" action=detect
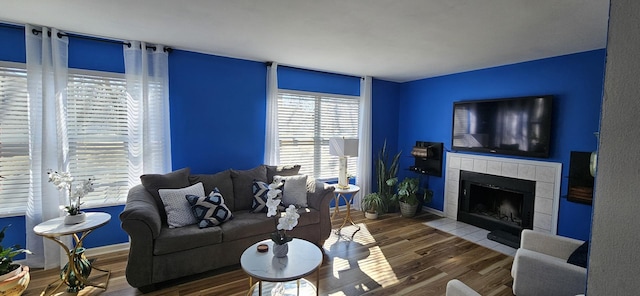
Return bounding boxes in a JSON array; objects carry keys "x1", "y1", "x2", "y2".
[{"x1": 119, "y1": 165, "x2": 335, "y2": 290}]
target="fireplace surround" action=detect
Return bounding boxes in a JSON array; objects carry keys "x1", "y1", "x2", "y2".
[{"x1": 444, "y1": 152, "x2": 562, "y2": 236}]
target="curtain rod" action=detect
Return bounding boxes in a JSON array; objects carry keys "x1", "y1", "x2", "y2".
[
  {"x1": 31, "y1": 29, "x2": 172, "y2": 53},
  {"x1": 0, "y1": 23, "x2": 172, "y2": 53}
]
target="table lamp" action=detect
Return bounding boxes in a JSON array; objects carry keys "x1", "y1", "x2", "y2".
[{"x1": 329, "y1": 137, "x2": 359, "y2": 189}]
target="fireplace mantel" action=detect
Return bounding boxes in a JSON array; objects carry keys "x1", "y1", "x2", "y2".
[{"x1": 444, "y1": 152, "x2": 562, "y2": 234}]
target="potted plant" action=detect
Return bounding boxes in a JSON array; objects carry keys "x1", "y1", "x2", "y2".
[
  {"x1": 391, "y1": 177, "x2": 420, "y2": 217},
  {"x1": 47, "y1": 170, "x2": 94, "y2": 224},
  {"x1": 361, "y1": 192, "x2": 385, "y2": 219},
  {"x1": 376, "y1": 140, "x2": 401, "y2": 212},
  {"x1": 0, "y1": 225, "x2": 31, "y2": 295}
]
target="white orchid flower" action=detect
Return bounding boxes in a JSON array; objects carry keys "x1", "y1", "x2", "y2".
[
  {"x1": 266, "y1": 196, "x2": 281, "y2": 217},
  {"x1": 277, "y1": 205, "x2": 300, "y2": 231}
]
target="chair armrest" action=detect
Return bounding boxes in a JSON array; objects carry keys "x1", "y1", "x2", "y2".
[
  {"x1": 512, "y1": 248, "x2": 586, "y2": 296},
  {"x1": 520, "y1": 229, "x2": 584, "y2": 260},
  {"x1": 446, "y1": 279, "x2": 480, "y2": 296}
]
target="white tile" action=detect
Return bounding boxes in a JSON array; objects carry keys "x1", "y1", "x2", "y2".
[
  {"x1": 447, "y1": 168, "x2": 460, "y2": 182},
  {"x1": 475, "y1": 238, "x2": 500, "y2": 249},
  {"x1": 517, "y1": 164, "x2": 536, "y2": 180},
  {"x1": 535, "y1": 181, "x2": 554, "y2": 199},
  {"x1": 446, "y1": 179, "x2": 459, "y2": 194},
  {"x1": 449, "y1": 156, "x2": 461, "y2": 169},
  {"x1": 445, "y1": 204, "x2": 458, "y2": 219},
  {"x1": 487, "y1": 161, "x2": 502, "y2": 175},
  {"x1": 461, "y1": 158, "x2": 474, "y2": 171},
  {"x1": 462, "y1": 229, "x2": 490, "y2": 242},
  {"x1": 501, "y1": 162, "x2": 518, "y2": 178},
  {"x1": 473, "y1": 159, "x2": 487, "y2": 173},
  {"x1": 534, "y1": 212, "x2": 552, "y2": 231},
  {"x1": 534, "y1": 196, "x2": 553, "y2": 215},
  {"x1": 424, "y1": 217, "x2": 456, "y2": 227},
  {"x1": 535, "y1": 166, "x2": 557, "y2": 183}
]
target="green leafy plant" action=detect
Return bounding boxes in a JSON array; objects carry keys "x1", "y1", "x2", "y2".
[
  {"x1": 0, "y1": 225, "x2": 32, "y2": 276},
  {"x1": 361, "y1": 192, "x2": 385, "y2": 214},
  {"x1": 391, "y1": 177, "x2": 420, "y2": 206},
  {"x1": 376, "y1": 140, "x2": 401, "y2": 212}
]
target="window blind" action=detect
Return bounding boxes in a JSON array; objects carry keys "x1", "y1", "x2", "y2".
[
  {"x1": 0, "y1": 63, "x2": 29, "y2": 214},
  {"x1": 277, "y1": 91, "x2": 359, "y2": 179},
  {"x1": 0, "y1": 63, "x2": 132, "y2": 215}
]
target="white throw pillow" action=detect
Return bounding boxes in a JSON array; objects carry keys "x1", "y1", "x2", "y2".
[
  {"x1": 159, "y1": 182, "x2": 204, "y2": 228},
  {"x1": 273, "y1": 174, "x2": 308, "y2": 207}
]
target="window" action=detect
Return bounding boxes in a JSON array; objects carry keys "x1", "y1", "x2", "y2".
[
  {"x1": 0, "y1": 62, "x2": 130, "y2": 215},
  {"x1": 277, "y1": 90, "x2": 360, "y2": 179}
]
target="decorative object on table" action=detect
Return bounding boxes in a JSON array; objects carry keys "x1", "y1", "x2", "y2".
[
  {"x1": 265, "y1": 185, "x2": 300, "y2": 257},
  {"x1": 47, "y1": 170, "x2": 94, "y2": 224},
  {"x1": 257, "y1": 244, "x2": 269, "y2": 253},
  {"x1": 390, "y1": 177, "x2": 420, "y2": 217},
  {"x1": 329, "y1": 137, "x2": 359, "y2": 189},
  {"x1": 376, "y1": 140, "x2": 401, "y2": 212},
  {"x1": 60, "y1": 247, "x2": 92, "y2": 292},
  {"x1": 361, "y1": 192, "x2": 385, "y2": 219},
  {"x1": 0, "y1": 225, "x2": 32, "y2": 296}
]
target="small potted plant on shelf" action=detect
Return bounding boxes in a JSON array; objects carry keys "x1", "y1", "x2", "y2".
[
  {"x1": 0, "y1": 225, "x2": 32, "y2": 295},
  {"x1": 391, "y1": 177, "x2": 420, "y2": 217},
  {"x1": 361, "y1": 192, "x2": 385, "y2": 219}
]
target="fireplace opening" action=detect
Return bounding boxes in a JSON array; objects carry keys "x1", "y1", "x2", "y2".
[{"x1": 458, "y1": 171, "x2": 535, "y2": 248}]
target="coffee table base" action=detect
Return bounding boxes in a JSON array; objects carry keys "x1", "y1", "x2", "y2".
[{"x1": 248, "y1": 279, "x2": 316, "y2": 296}]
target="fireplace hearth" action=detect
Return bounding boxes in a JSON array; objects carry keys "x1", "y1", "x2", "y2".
[{"x1": 458, "y1": 171, "x2": 535, "y2": 248}]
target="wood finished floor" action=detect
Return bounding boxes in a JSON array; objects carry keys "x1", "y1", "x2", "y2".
[{"x1": 21, "y1": 211, "x2": 514, "y2": 296}]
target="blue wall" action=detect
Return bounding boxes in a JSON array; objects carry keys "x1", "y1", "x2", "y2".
[
  {"x1": 398, "y1": 49, "x2": 606, "y2": 240},
  {"x1": 0, "y1": 23, "x2": 605, "y2": 249}
]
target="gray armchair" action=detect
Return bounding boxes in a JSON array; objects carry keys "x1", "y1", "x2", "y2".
[{"x1": 511, "y1": 229, "x2": 587, "y2": 296}]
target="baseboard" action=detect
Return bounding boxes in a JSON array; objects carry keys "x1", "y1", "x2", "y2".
[
  {"x1": 422, "y1": 206, "x2": 445, "y2": 217},
  {"x1": 84, "y1": 242, "x2": 130, "y2": 257}
]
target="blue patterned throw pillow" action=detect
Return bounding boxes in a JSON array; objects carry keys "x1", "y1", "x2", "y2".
[
  {"x1": 251, "y1": 180, "x2": 284, "y2": 213},
  {"x1": 185, "y1": 187, "x2": 233, "y2": 228}
]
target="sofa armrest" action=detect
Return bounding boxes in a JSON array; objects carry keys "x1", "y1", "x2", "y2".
[
  {"x1": 120, "y1": 184, "x2": 163, "y2": 239},
  {"x1": 521, "y1": 229, "x2": 584, "y2": 260},
  {"x1": 306, "y1": 181, "x2": 335, "y2": 244},
  {"x1": 512, "y1": 248, "x2": 586, "y2": 296},
  {"x1": 446, "y1": 279, "x2": 480, "y2": 296}
]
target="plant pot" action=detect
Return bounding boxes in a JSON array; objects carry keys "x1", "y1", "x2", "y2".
[
  {"x1": 399, "y1": 202, "x2": 418, "y2": 218},
  {"x1": 272, "y1": 243, "x2": 288, "y2": 258},
  {"x1": 364, "y1": 211, "x2": 378, "y2": 219},
  {"x1": 0, "y1": 265, "x2": 30, "y2": 296},
  {"x1": 64, "y1": 212, "x2": 86, "y2": 225}
]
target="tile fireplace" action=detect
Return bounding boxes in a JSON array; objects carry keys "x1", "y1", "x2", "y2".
[{"x1": 444, "y1": 153, "x2": 562, "y2": 238}]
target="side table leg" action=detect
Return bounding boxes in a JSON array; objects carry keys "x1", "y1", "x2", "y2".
[{"x1": 331, "y1": 195, "x2": 340, "y2": 219}]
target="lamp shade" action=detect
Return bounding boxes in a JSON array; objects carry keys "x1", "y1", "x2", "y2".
[{"x1": 329, "y1": 137, "x2": 359, "y2": 157}]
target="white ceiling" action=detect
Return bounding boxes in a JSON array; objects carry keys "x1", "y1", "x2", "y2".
[{"x1": 0, "y1": 0, "x2": 610, "y2": 82}]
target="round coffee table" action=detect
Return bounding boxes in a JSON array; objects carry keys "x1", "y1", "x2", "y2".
[{"x1": 240, "y1": 238, "x2": 323, "y2": 296}]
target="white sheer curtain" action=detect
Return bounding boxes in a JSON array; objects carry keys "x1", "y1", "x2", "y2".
[
  {"x1": 124, "y1": 41, "x2": 172, "y2": 182},
  {"x1": 355, "y1": 76, "x2": 373, "y2": 210},
  {"x1": 25, "y1": 25, "x2": 69, "y2": 269},
  {"x1": 264, "y1": 62, "x2": 279, "y2": 165}
]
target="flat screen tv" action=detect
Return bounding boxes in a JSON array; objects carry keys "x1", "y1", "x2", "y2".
[{"x1": 451, "y1": 95, "x2": 553, "y2": 158}]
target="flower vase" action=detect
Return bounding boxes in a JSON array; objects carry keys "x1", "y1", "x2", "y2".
[
  {"x1": 61, "y1": 247, "x2": 92, "y2": 292},
  {"x1": 272, "y1": 243, "x2": 288, "y2": 258},
  {"x1": 64, "y1": 212, "x2": 86, "y2": 225}
]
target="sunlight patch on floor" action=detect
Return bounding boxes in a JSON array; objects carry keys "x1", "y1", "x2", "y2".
[{"x1": 323, "y1": 223, "x2": 399, "y2": 290}]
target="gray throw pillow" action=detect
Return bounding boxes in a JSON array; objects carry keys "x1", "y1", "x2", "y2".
[
  {"x1": 140, "y1": 167, "x2": 191, "y2": 225},
  {"x1": 189, "y1": 169, "x2": 235, "y2": 211},
  {"x1": 158, "y1": 182, "x2": 205, "y2": 228},
  {"x1": 273, "y1": 174, "x2": 308, "y2": 207},
  {"x1": 230, "y1": 165, "x2": 268, "y2": 211}
]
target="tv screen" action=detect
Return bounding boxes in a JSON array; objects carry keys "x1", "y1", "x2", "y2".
[{"x1": 451, "y1": 95, "x2": 553, "y2": 158}]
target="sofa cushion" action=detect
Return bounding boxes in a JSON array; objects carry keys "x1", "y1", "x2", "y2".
[
  {"x1": 266, "y1": 164, "x2": 301, "y2": 182},
  {"x1": 140, "y1": 167, "x2": 191, "y2": 225},
  {"x1": 189, "y1": 170, "x2": 235, "y2": 211},
  {"x1": 251, "y1": 180, "x2": 284, "y2": 213},
  {"x1": 154, "y1": 224, "x2": 223, "y2": 256},
  {"x1": 230, "y1": 165, "x2": 268, "y2": 211},
  {"x1": 186, "y1": 188, "x2": 234, "y2": 228},
  {"x1": 274, "y1": 174, "x2": 308, "y2": 207},
  {"x1": 158, "y1": 182, "x2": 204, "y2": 228}
]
